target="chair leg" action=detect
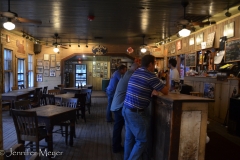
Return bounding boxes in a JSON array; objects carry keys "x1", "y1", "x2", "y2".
[
  {"x1": 60, "y1": 125, "x2": 64, "y2": 136},
  {"x1": 81, "y1": 106, "x2": 86, "y2": 122},
  {"x1": 65, "y1": 126, "x2": 68, "y2": 145},
  {"x1": 87, "y1": 104, "x2": 90, "y2": 114}
]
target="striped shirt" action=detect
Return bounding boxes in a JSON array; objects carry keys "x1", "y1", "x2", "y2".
[{"x1": 124, "y1": 67, "x2": 165, "y2": 109}]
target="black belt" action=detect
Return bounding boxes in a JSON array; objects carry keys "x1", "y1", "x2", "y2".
[{"x1": 126, "y1": 107, "x2": 144, "y2": 112}]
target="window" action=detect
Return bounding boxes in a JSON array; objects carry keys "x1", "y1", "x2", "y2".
[
  {"x1": 18, "y1": 59, "x2": 25, "y2": 85},
  {"x1": 28, "y1": 54, "x2": 34, "y2": 87},
  {"x1": 4, "y1": 49, "x2": 13, "y2": 92},
  {"x1": 75, "y1": 64, "x2": 87, "y2": 86}
]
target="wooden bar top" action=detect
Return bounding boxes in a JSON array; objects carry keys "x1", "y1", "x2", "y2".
[{"x1": 157, "y1": 93, "x2": 214, "y2": 102}]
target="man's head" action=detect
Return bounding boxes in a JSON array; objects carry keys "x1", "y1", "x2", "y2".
[
  {"x1": 118, "y1": 64, "x2": 127, "y2": 75},
  {"x1": 141, "y1": 55, "x2": 156, "y2": 72},
  {"x1": 130, "y1": 63, "x2": 139, "y2": 71},
  {"x1": 168, "y1": 58, "x2": 177, "y2": 68}
]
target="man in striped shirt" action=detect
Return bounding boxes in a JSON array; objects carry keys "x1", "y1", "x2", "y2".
[{"x1": 122, "y1": 55, "x2": 169, "y2": 160}]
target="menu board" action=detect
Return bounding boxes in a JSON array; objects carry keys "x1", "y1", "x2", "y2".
[
  {"x1": 185, "y1": 53, "x2": 196, "y2": 67},
  {"x1": 225, "y1": 39, "x2": 240, "y2": 62}
]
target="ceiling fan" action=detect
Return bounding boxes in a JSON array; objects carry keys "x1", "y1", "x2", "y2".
[
  {"x1": 48, "y1": 33, "x2": 68, "y2": 52},
  {"x1": 0, "y1": 0, "x2": 42, "y2": 30},
  {"x1": 177, "y1": 1, "x2": 204, "y2": 30}
]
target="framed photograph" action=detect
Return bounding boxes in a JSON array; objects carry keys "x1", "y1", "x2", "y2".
[
  {"x1": 43, "y1": 70, "x2": 49, "y2": 77},
  {"x1": 50, "y1": 54, "x2": 56, "y2": 67},
  {"x1": 224, "y1": 22, "x2": 234, "y2": 38},
  {"x1": 43, "y1": 61, "x2": 50, "y2": 69},
  {"x1": 56, "y1": 61, "x2": 60, "y2": 70},
  {"x1": 196, "y1": 33, "x2": 203, "y2": 45},
  {"x1": 36, "y1": 74, "x2": 43, "y2": 82},
  {"x1": 189, "y1": 37, "x2": 194, "y2": 45},
  {"x1": 36, "y1": 66, "x2": 43, "y2": 73},
  {"x1": 36, "y1": 59, "x2": 43, "y2": 66},
  {"x1": 117, "y1": 59, "x2": 121, "y2": 64},
  {"x1": 50, "y1": 68, "x2": 56, "y2": 77},
  {"x1": 44, "y1": 54, "x2": 49, "y2": 60}
]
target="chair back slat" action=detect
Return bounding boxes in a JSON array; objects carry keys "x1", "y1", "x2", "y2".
[{"x1": 74, "y1": 93, "x2": 87, "y2": 107}]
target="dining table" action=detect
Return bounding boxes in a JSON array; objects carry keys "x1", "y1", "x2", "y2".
[
  {"x1": 1, "y1": 87, "x2": 43, "y2": 115},
  {"x1": 63, "y1": 85, "x2": 92, "y2": 93},
  {"x1": 28, "y1": 105, "x2": 77, "y2": 155}
]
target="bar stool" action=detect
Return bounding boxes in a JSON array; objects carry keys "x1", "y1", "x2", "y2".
[{"x1": 190, "y1": 92, "x2": 202, "y2": 97}]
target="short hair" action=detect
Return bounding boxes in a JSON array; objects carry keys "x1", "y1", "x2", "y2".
[
  {"x1": 169, "y1": 58, "x2": 177, "y2": 67},
  {"x1": 141, "y1": 55, "x2": 155, "y2": 68},
  {"x1": 118, "y1": 64, "x2": 127, "y2": 70}
]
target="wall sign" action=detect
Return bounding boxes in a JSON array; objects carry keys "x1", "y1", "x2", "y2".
[{"x1": 92, "y1": 45, "x2": 107, "y2": 55}]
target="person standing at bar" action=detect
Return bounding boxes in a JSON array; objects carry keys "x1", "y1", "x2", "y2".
[
  {"x1": 122, "y1": 55, "x2": 169, "y2": 160},
  {"x1": 106, "y1": 64, "x2": 127, "y2": 122},
  {"x1": 168, "y1": 58, "x2": 180, "y2": 91},
  {"x1": 111, "y1": 63, "x2": 139, "y2": 153}
]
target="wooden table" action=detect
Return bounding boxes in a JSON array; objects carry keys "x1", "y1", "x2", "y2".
[
  {"x1": 63, "y1": 85, "x2": 92, "y2": 93},
  {"x1": 55, "y1": 93, "x2": 75, "y2": 99},
  {"x1": 28, "y1": 105, "x2": 77, "y2": 154}
]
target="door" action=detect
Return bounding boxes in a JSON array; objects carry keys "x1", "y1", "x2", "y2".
[{"x1": 75, "y1": 64, "x2": 87, "y2": 87}]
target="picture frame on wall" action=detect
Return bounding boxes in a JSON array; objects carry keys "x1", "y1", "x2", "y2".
[
  {"x1": 44, "y1": 54, "x2": 49, "y2": 60},
  {"x1": 36, "y1": 59, "x2": 43, "y2": 66},
  {"x1": 50, "y1": 54, "x2": 56, "y2": 67},
  {"x1": 196, "y1": 33, "x2": 203, "y2": 45},
  {"x1": 223, "y1": 22, "x2": 234, "y2": 38},
  {"x1": 50, "y1": 68, "x2": 56, "y2": 77},
  {"x1": 36, "y1": 74, "x2": 43, "y2": 82},
  {"x1": 43, "y1": 61, "x2": 50, "y2": 69},
  {"x1": 56, "y1": 61, "x2": 60, "y2": 70},
  {"x1": 36, "y1": 66, "x2": 43, "y2": 73},
  {"x1": 43, "y1": 70, "x2": 49, "y2": 77}
]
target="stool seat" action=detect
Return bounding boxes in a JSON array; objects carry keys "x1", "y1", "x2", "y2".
[{"x1": 190, "y1": 92, "x2": 202, "y2": 97}]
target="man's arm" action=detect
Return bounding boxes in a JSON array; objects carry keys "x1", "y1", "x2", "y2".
[{"x1": 152, "y1": 74, "x2": 169, "y2": 96}]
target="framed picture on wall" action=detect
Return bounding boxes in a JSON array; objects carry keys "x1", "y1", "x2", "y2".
[
  {"x1": 36, "y1": 74, "x2": 43, "y2": 82},
  {"x1": 36, "y1": 59, "x2": 43, "y2": 66},
  {"x1": 50, "y1": 54, "x2": 56, "y2": 67},
  {"x1": 44, "y1": 54, "x2": 49, "y2": 60},
  {"x1": 223, "y1": 22, "x2": 234, "y2": 38},
  {"x1": 43, "y1": 61, "x2": 50, "y2": 69},
  {"x1": 50, "y1": 68, "x2": 56, "y2": 77},
  {"x1": 196, "y1": 33, "x2": 203, "y2": 45},
  {"x1": 56, "y1": 61, "x2": 60, "y2": 70},
  {"x1": 43, "y1": 70, "x2": 49, "y2": 77},
  {"x1": 36, "y1": 66, "x2": 43, "y2": 73}
]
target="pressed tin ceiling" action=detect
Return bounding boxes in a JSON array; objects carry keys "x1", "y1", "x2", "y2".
[{"x1": 0, "y1": 0, "x2": 240, "y2": 47}]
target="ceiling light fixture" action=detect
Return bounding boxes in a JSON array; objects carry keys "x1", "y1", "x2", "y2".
[
  {"x1": 86, "y1": 44, "x2": 88, "y2": 48},
  {"x1": 22, "y1": 32, "x2": 26, "y2": 37},
  {"x1": 3, "y1": 20, "x2": 15, "y2": 30},
  {"x1": 178, "y1": 25, "x2": 191, "y2": 37},
  {"x1": 225, "y1": 5, "x2": 231, "y2": 17},
  {"x1": 78, "y1": 44, "x2": 80, "y2": 47},
  {"x1": 140, "y1": 35, "x2": 147, "y2": 53},
  {"x1": 69, "y1": 44, "x2": 71, "y2": 47},
  {"x1": 238, "y1": 6, "x2": 240, "y2": 11},
  {"x1": 53, "y1": 46, "x2": 59, "y2": 53}
]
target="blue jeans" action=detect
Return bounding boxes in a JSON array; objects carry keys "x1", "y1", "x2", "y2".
[
  {"x1": 112, "y1": 108, "x2": 124, "y2": 151},
  {"x1": 122, "y1": 106, "x2": 149, "y2": 160},
  {"x1": 106, "y1": 90, "x2": 114, "y2": 121}
]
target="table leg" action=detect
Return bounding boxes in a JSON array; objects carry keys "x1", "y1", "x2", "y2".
[
  {"x1": 45, "y1": 124, "x2": 54, "y2": 154},
  {"x1": 69, "y1": 119, "x2": 75, "y2": 146}
]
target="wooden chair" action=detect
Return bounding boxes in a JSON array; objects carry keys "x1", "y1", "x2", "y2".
[
  {"x1": 18, "y1": 84, "x2": 25, "y2": 89},
  {"x1": 14, "y1": 100, "x2": 32, "y2": 110},
  {"x1": 48, "y1": 89, "x2": 60, "y2": 95},
  {"x1": 42, "y1": 86, "x2": 48, "y2": 94},
  {"x1": 74, "y1": 93, "x2": 87, "y2": 122},
  {"x1": 42, "y1": 94, "x2": 56, "y2": 105},
  {"x1": 4, "y1": 143, "x2": 39, "y2": 160},
  {"x1": 11, "y1": 86, "x2": 19, "y2": 91},
  {"x1": 31, "y1": 91, "x2": 43, "y2": 108},
  {"x1": 11, "y1": 109, "x2": 48, "y2": 152},
  {"x1": 81, "y1": 89, "x2": 92, "y2": 114},
  {"x1": 53, "y1": 98, "x2": 78, "y2": 145}
]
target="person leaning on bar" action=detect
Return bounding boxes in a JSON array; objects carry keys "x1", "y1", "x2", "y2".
[{"x1": 122, "y1": 54, "x2": 169, "y2": 160}]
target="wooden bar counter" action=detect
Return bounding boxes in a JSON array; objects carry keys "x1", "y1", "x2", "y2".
[{"x1": 152, "y1": 93, "x2": 213, "y2": 160}]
